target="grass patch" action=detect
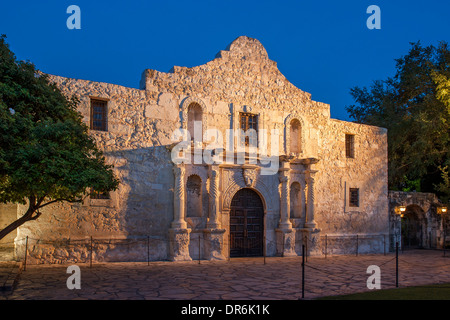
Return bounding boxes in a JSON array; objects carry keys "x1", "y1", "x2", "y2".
[{"x1": 318, "y1": 283, "x2": 450, "y2": 300}]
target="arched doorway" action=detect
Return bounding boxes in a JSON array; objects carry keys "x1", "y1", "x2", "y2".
[
  {"x1": 401, "y1": 205, "x2": 427, "y2": 249},
  {"x1": 229, "y1": 188, "x2": 264, "y2": 257}
]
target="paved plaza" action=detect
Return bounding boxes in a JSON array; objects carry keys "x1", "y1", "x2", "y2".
[{"x1": 1, "y1": 250, "x2": 449, "y2": 300}]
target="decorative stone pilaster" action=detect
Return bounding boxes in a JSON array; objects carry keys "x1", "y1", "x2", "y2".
[
  {"x1": 305, "y1": 169, "x2": 317, "y2": 229},
  {"x1": 276, "y1": 162, "x2": 295, "y2": 256},
  {"x1": 207, "y1": 165, "x2": 221, "y2": 229},
  {"x1": 203, "y1": 165, "x2": 226, "y2": 260},
  {"x1": 171, "y1": 164, "x2": 187, "y2": 229},
  {"x1": 169, "y1": 163, "x2": 191, "y2": 261},
  {"x1": 278, "y1": 162, "x2": 292, "y2": 230}
]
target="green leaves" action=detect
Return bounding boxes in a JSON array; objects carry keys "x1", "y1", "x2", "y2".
[
  {"x1": 0, "y1": 34, "x2": 119, "y2": 211},
  {"x1": 346, "y1": 41, "x2": 450, "y2": 199}
]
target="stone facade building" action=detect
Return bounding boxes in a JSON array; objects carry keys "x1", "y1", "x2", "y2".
[{"x1": 1, "y1": 36, "x2": 390, "y2": 263}]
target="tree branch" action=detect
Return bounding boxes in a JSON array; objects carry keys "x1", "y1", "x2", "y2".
[
  {"x1": 29, "y1": 210, "x2": 42, "y2": 221},
  {"x1": 38, "y1": 197, "x2": 83, "y2": 209}
]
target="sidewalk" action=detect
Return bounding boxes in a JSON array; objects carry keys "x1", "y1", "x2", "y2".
[
  {"x1": 0, "y1": 261, "x2": 22, "y2": 292},
  {"x1": 1, "y1": 249, "x2": 449, "y2": 300}
]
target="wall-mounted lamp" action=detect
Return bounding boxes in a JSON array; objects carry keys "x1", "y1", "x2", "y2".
[
  {"x1": 437, "y1": 206, "x2": 448, "y2": 215},
  {"x1": 395, "y1": 206, "x2": 406, "y2": 216}
]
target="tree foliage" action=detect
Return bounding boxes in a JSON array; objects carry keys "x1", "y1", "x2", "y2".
[
  {"x1": 0, "y1": 35, "x2": 120, "y2": 240},
  {"x1": 346, "y1": 41, "x2": 450, "y2": 201}
]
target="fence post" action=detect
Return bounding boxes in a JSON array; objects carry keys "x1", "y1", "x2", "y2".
[
  {"x1": 356, "y1": 234, "x2": 359, "y2": 257},
  {"x1": 263, "y1": 234, "x2": 266, "y2": 265},
  {"x1": 228, "y1": 232, "x2": 231, "y2": 262},
  {"x1": 429, "y1": 231, "x2": 432, "y2": 249},
  {"x1": 444, "y1": 229, "x2": 446, "y2": 257},
  {"x1": 395, "y1": 241, "x2": 399, "y2": 288},
  {"x1": 324, "y1": 234, "x2": 327, "y2": 259},
  {"x1": 147, "y1": 236, "x2": 150, "y2": 266},
  {"x1": 198, "y1": 234, "x2": 201, "y2": 264},
  {"x1": 90, "y1": 236, "x2": 93, "y2": 268},
  {"x1": 301, "y1": 244, "x2": 305, "y2": 299},
  {"x1": 304, "y1": 235, "x2": 308, "y2": 263},
  {"x1": 24, "y1": 236, "x2": 28, "y2": 271}
]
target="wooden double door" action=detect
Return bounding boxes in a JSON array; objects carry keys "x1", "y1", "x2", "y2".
[{"x1": 230, "y1": 188, "x2": 264, "y2": 257}]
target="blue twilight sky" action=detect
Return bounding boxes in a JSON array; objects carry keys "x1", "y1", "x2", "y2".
[{"x1": 0, "y1": 0, "x2": 449, "y2": 121}]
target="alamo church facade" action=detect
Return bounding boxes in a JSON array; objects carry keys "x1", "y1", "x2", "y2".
[{"x1": 1, "y1": 36, "x2": 391, "y2": 263}]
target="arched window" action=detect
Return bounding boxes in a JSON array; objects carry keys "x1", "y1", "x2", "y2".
[
  {"x1": 186, "y1": 175, "x2": 202, "y2": 217},
  {"x1": 290, "y1": 119, "x2": 301, "y2": 154},
  {"x1": 187, "y1": 103, "x2": 203, "y2": 142},
  {"x1": 290, "y1": 182, "x2": 302, "y2": 219}
]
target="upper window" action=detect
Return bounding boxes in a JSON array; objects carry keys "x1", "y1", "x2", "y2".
[
  {"x1": 290, "y1": 119, "x2": 301, "y2": 153},
  {"x1": 349, "y1": 188, "x2": 359, "y2": 207},
  {"x1": 239, "y1": 113, "x2": 258, "y2": 147},
  {"x1": 345, "y1": 134, "x2": 355, "y2": 158},
  {"x1": 187, "y1": 102, "x2": 203, "y2": 142},
  {"x1": 90, "y1": 99, "x2": 108, "y2": 131}
]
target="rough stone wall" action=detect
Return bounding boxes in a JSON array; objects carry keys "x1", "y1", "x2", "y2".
[
  {"x1": 4, "y1": 36, "x2": 389, "y2": 262},
  {"x1": 316, "y1": 119, "x2": 389, "y2": 234},
  {"x1": 0, "y1": 204, "x2": 18, "y2": 261}
]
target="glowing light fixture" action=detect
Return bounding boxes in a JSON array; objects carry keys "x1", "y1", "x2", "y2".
[
  {"x1": 437, "y1": 206, "x2": 448, "y2": 215},
  {"x1": 395, "y1": 206, "x2": 406, "y2": 215}
]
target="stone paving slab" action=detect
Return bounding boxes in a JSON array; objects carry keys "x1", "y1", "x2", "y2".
[
  {"x1": 1, "y1": 250, "x2": 449, "y2": 300},
  {"x1": 0, "y1": 261, "x2": 22, "y2": 292}
]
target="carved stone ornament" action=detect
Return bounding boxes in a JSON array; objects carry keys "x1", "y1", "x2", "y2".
[{"x1": 242, "y1": 168, "x2": 258, "y2": 187}]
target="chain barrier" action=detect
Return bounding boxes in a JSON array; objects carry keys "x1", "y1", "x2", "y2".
[
  {"x1": 0, "y1": 233, "x2": 400, "y2": 264},
  {"x1": 398, "y1": 258, "x2": 450, "y2": 268},
  {"x1": 2, "y1": 233, "x2": 447, "y2": 270},
  {"x1": 378, "y1": 256, "x2": 397, "y2": 267}
]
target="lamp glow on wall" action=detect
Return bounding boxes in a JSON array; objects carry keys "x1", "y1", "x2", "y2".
[
  {"x1": 437, "y1": 206, "x2": 448, "y2": 215},
  {"x1": 395, "y1": 206, "x2": 406, "y2": 218}
]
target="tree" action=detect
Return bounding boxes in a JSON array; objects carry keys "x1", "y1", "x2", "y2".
[
  {"x1": 432, "y1": 71, "x2": 450, "y2": 202},
  {"x1": 346, "y1": 41, "x2": 450, "y2": 201},
  {"x1": 0, "y1": 35, "x2": 120, "y2": 240}
]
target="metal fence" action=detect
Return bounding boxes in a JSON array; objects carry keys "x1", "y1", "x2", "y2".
[{"x1": 0, "y1": 232, "x2": 400, "y2": 268}]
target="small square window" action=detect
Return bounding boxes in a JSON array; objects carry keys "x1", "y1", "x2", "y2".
[
  {"x1": 345, "y1": 134, "x2": 355, "y2": 158},
  {"x1": 90, "y1": 189, "x2": 110, "y2": 200},
  {"x1": 349, "y1": 188, "x2": 359, "y2": 207},
  {"x1": 90, "y1": 99, "x2": 108, "y2": 131}
]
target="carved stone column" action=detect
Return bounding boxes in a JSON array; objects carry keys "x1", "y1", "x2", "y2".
[
  {"x1": 278, "y1": 162, "x2": 292, "y2": 230},
  {"x1": 298, "y1": 158, "x2": 320, "y2": 256},
  {"x1": 204, "y1": 165, "x2": 226, "y2": 260},
  {"x1": 169, "y1": 163, "x2": 191, "y2": 261},
  {"x1": 305, "y1": 169, "x2": 317, "y2": 229},
  {"x1": 207, "y1": 165, "x2": 220, "y2": 229},
  {"x1": 276, "y1": 162, "x2": 295, "y2": 256},
  {"x1": 171, "y1": 164, "x2": 187, "y2": 229}
]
